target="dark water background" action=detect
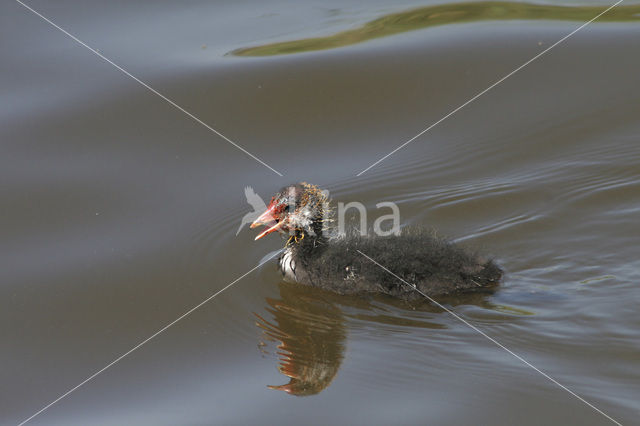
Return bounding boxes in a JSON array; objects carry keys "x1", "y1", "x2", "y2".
[{"x1": 1, "y1": 0, "x2": 639, "y2": 424}]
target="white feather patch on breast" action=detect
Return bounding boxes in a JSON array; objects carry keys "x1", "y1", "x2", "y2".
[{"x1": 278, "y1": 249, "x2": 297, "y2": 282}]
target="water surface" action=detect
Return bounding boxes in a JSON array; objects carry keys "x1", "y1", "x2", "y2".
[{"x1": 2, "y1": 0, "x2": 639, "y2": 424}]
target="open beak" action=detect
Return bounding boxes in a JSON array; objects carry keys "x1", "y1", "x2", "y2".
[
  {"x1": 250, "y1": 205, "x2": 277, "y2": 228},
  {"x1": 251, "y1": 206, "x2": 284, "y2": 240},
  {"x1": 254, "y1": 221, "x2": 284, "y2": 240}
]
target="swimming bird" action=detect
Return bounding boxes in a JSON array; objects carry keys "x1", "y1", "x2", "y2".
[{"x1": 250, "y1": 182, "x2": 502, "y2": 300}]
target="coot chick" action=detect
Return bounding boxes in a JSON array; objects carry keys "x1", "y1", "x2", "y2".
[{"x1": 251, "y1": 182, "x2": 502, "y2": 300}]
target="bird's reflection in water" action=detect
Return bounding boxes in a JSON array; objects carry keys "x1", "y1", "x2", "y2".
[
  {"x1": 255, "y1": 281, "x2": 346, "y2": 396},
  {"x1": 256, "y1": 281, "x2": 524, "y2": 396}
]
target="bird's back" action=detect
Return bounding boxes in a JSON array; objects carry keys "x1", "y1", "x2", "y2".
[{"x1": 288, "y1": 228, "x2": 502, "y2": 299}]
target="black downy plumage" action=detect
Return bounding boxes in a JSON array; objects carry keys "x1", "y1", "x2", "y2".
[{"x1": 251, "y1": 183, "x2": 502, "y2": 300}]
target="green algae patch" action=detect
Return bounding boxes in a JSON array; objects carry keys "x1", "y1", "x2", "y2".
[{"x1": 231, "y1": 1, "x2": 640, "y2": 56}]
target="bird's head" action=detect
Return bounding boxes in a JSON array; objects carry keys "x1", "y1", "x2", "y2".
[{"x1": 251, "y1": 182, "x2": 330, "y2": 242}]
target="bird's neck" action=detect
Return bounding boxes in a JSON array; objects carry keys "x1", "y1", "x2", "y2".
[{"x1": 286, "y1": 226, "x2": 328, "y2": 257}]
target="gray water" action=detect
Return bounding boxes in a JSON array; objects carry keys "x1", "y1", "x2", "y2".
[{"x1": 2, "y1": 0, "x2": 639, "y2": 424}]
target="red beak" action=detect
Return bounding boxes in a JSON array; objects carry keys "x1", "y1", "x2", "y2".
[
  {"x1": 250, "y1": 206, "x2": 276, "y2": 229},
  {"x1": 251, "y1": 206, "x2": 283, "y2": 240}
]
